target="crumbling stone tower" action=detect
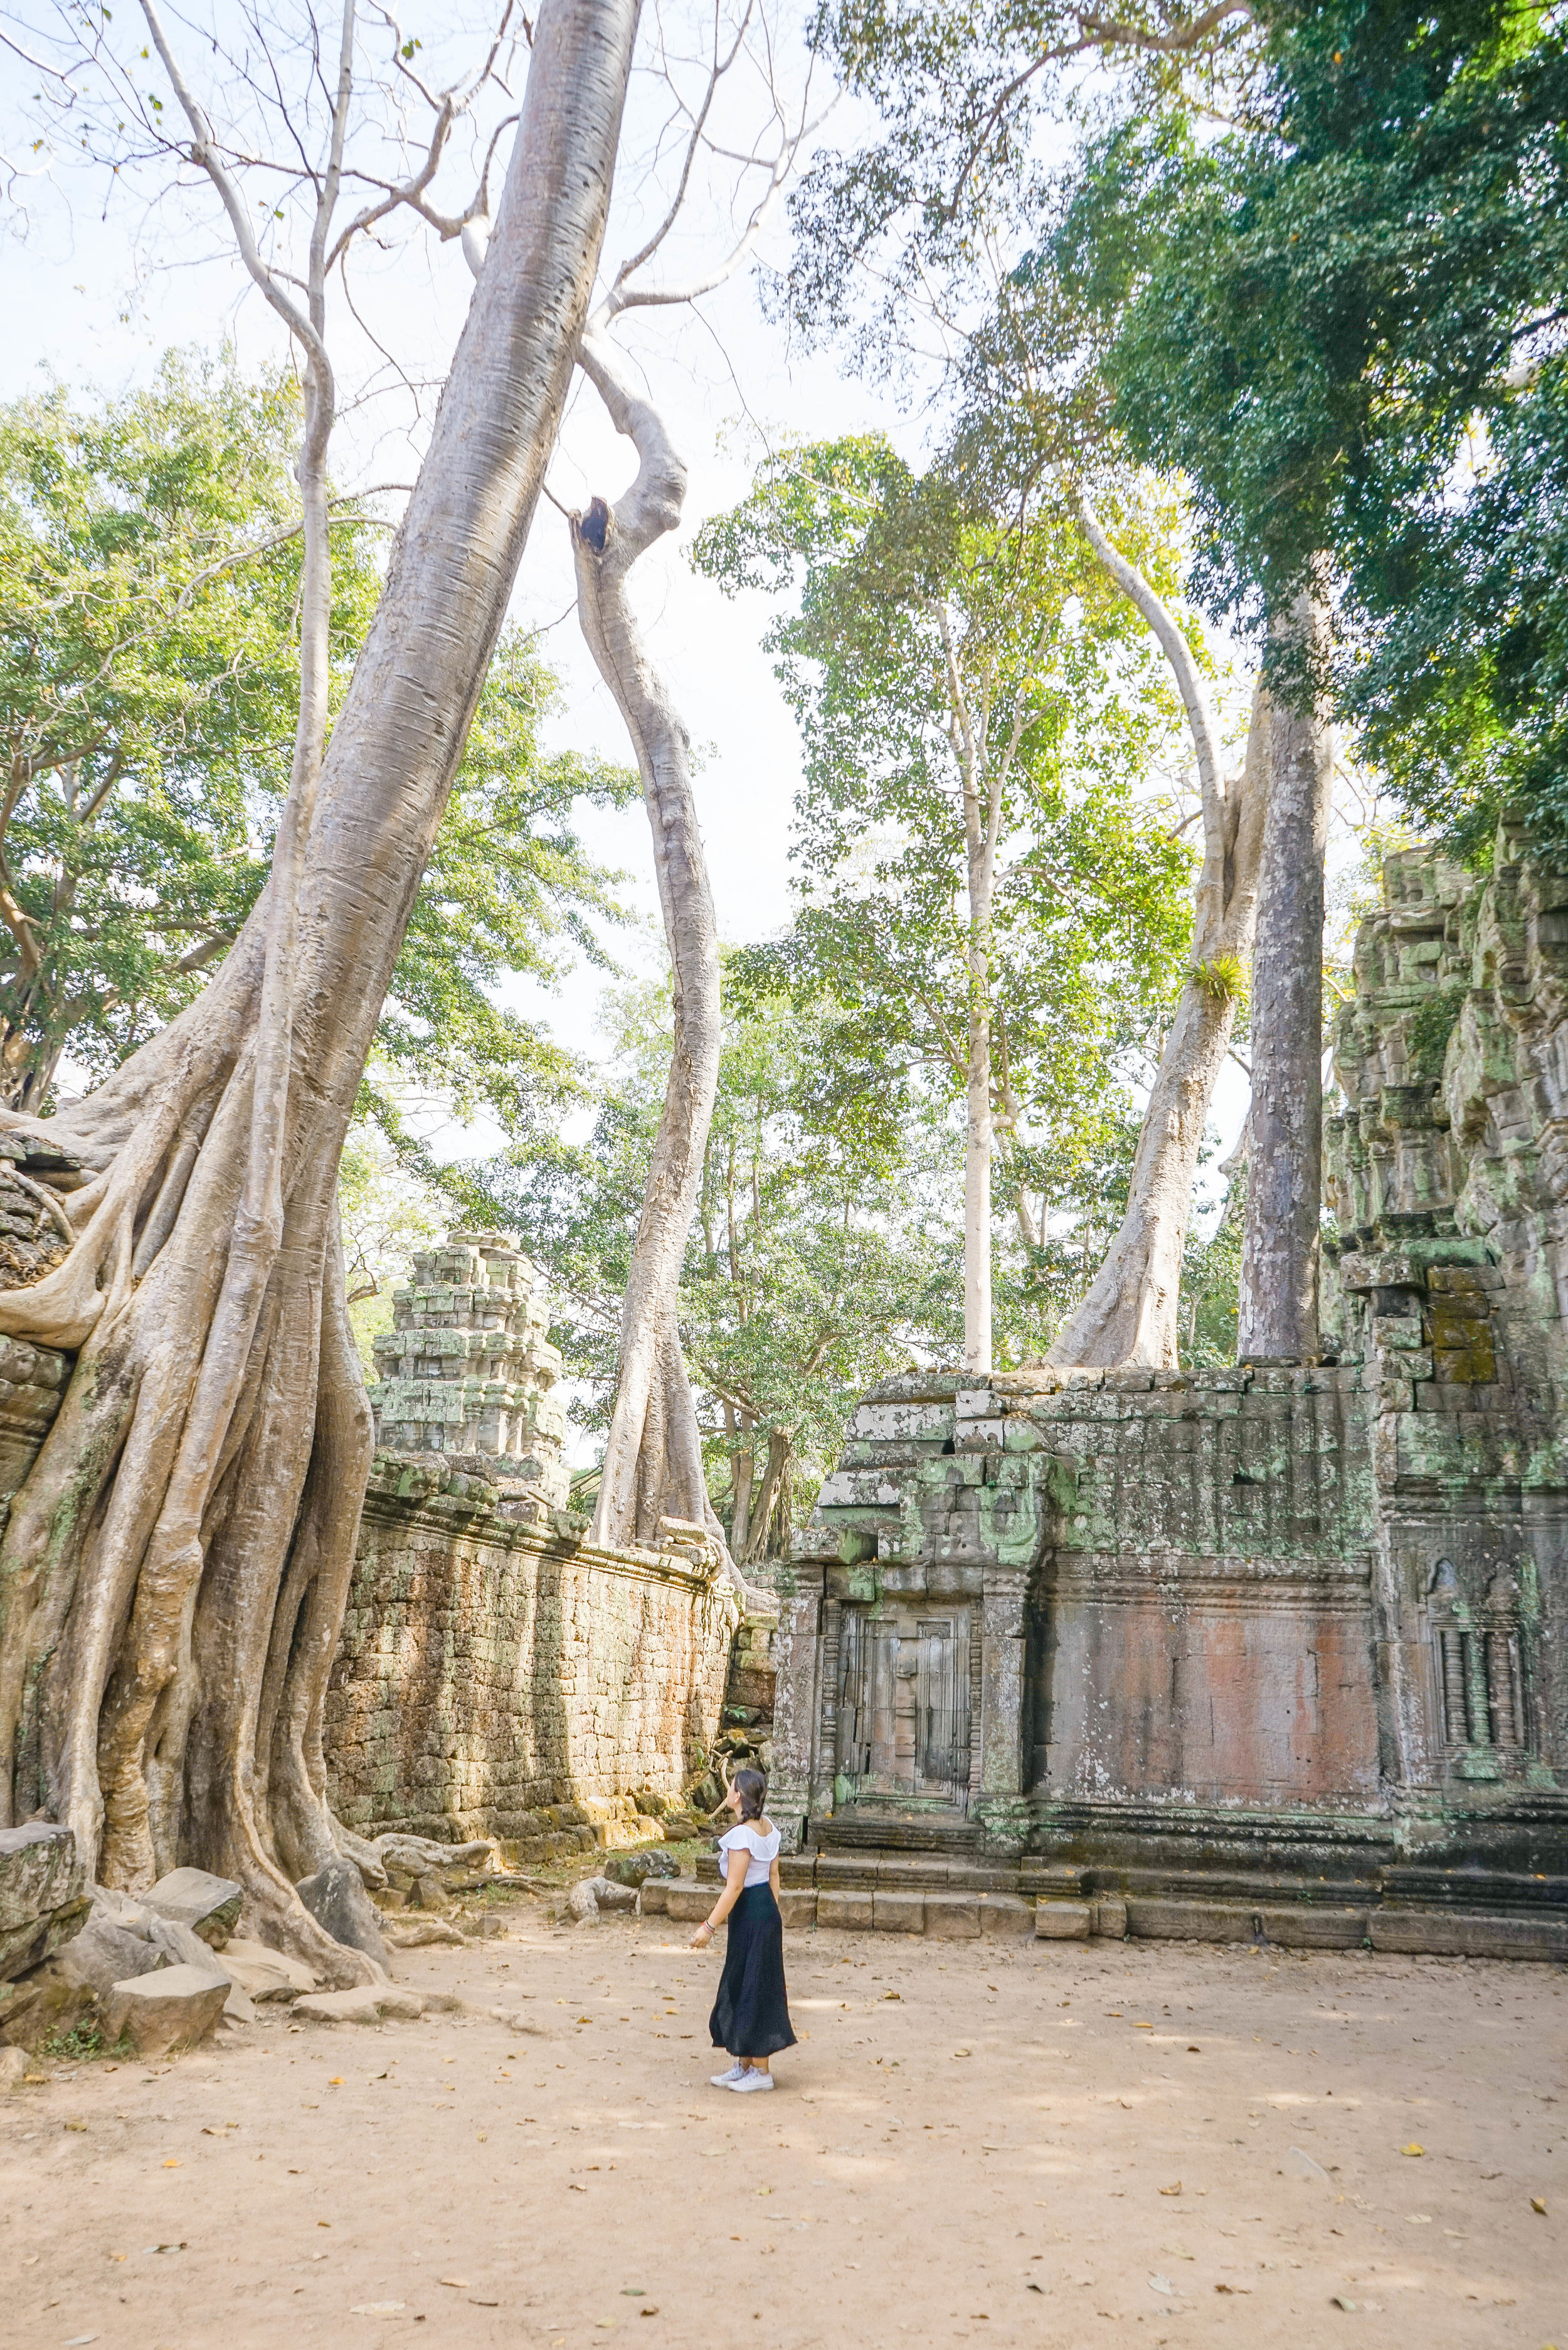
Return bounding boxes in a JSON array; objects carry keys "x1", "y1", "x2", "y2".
[{"x1": 370, "y1": 1231, "x2": 568, "y2": 1506}]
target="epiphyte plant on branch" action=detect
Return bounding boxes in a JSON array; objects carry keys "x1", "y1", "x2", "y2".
[{"x1": 0, "y1": 0, "x2": 643, "y2": 1976}]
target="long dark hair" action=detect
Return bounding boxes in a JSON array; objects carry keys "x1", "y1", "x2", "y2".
[{"x1": 732, "y1": 1767, "x2": 767, "y2": 1822}]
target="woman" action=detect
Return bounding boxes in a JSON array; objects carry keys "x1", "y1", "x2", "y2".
[{"x1": 689, "y1": 1767, "x2": 797, "y2": 2093}]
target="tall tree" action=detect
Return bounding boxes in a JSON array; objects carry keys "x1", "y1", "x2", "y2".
[
  {"x1": 0, "y1": 371, "x2": 633, "y2": 1130},
  {"x1": 0, "y1": 0, "x2": 642, "y2": 1972},
  {"x1": 696, "y1": 435, "x2": 1195, "y2": 1369},
  {"x1": 462, "y1": 974, "x2": 963, "y2": 1557}
]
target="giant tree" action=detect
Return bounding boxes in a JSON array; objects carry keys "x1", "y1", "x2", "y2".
[{"x1": 0, "y1": 0, "x2": 642, "y2": 1974}]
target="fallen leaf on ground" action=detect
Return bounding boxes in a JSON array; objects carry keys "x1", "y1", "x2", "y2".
[
  {"x1": 438, "y1": 2278, "x2": 470, "y2": 2289},
  {"x1": 1400, "y1": 2143, "x2": 1424, "y2": 2157},
  {"x1": 350, "y1": 2306, "x2": 405, "y2": 2317},
  {"x1": 1158, "y1": 2183, "x2": 1182, "y2": 2197},
  {"x1": 1531, "y1": 2197, "x2": 1547, "y2": 2214},
  {"x1": 1330, "y1": 2295, "x2": 1356, "y2": 2311}
]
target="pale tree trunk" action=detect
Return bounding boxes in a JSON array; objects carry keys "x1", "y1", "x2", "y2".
[
  {"x1": 936, "y1": 606, "x2": 1007, "y2": 1376},
  {"x1": 1047, "y1": 491, "x2": 1269, "y2": 1370},
  {"x1": 738, "y1": 1426, "x2": 790, "y2": 1564},
  {"x1": 0, "y1": 0, "x2": 640, "y2": 1975},
  {"x1": 1237, "y1": 590, "x2": 1333, "y2": 1363},
  {"x1": 571, "y1": 334, "x2": 731, "y2": 1564}
]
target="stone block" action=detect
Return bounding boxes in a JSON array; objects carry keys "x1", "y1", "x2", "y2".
[
  {"x1": 777, "y1": 1890, "x2": 817, "y2": 1928},
  {"x1": 977, "y1": 1894, "x2": 1035, "y2": 1937},
  {"x1": 817, "y1": 1889, "x2": 876, "y2": 1932},
  {"x1": 663, "y1": 1885, "x2": 712, "y2": 1924},
  {"x1": 295, "y1": 1858, "x2": 390, "y2": 1969},
  {"x1": 1369, "y1": 1910, "x2": 1568, "y2": 1962},
  {"x1": 1091, "y1": 1898, "x2": 1128, "y2": 1940},
  {"x1": 103, "y1": 1963, "x2": 228, "y2": 2056},
  {"x1": 924, "y1": 1895, "x2": 981, "y2": 1940},
  {"x1": 143, "y1": 1868, "x2": 243, "y2": 1948},
  {"x1": 0, "y1": 2042, "x2": 31, "y2": 2089},
  {"x1": 1034, "y1": 1900, "x2": 1091, "y2": 1940},
  {"x1": 1255, "y1": 1904, "x2": 1369, "y2": 1950},
  {"x1": 0, "y1": 1823, "x2": 88, "y2": 1983},
  {"x1": 0, "y1": 1954, "x2": 97, "y2": 2051},
  {"x1": 873, "y1": 1891, "x2": 926, "y2": 1934},
  {"x1": 55, "y1": 1911, "x2": 162, "y2": 1999},
  {"x1": 220, "y1": 1937, "x2": 316, "y2": 2002},
  {"x1": 1126, "y1": 1898, "x2": 1253, "y2": 1943}
]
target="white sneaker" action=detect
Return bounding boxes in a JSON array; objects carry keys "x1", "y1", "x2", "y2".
[
  {"x1": 710, "y1": 2061, "x2": 746, "y2": 2086},
  {"x1": 726, "y1": 2068, "x2": 774, "y2": 2093}
]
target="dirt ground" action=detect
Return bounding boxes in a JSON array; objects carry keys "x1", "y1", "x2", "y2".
[{"x1": 4, "y1": 1903, "x2": 1564, "y2": 2350}]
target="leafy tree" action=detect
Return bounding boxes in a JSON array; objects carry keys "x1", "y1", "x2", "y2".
[
  {"x1": 1051, "y1": 1, "x2": 1568, "y2": 842},
  {"x1": 0, "y1": 360, "x2": 637, "y2": 1135},
  {"x1": 0, "y1": 356, "x2": 376, "y2": 1109},
  {"x1": 694, "y1": 433, "x2": 1197, "y2": 1368},
  {"x1": 456, "y1": 972, "x2": 963, "y2": 1558}
]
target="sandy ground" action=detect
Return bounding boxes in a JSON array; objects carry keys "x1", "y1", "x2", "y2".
[{"x1": 3, "y1": 1905, "x2": 1565, "y2": 2350}]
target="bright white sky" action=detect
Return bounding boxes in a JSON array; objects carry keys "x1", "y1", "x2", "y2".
[{"x1": 0, "y1": 1, "x2": 1259, "y2": 1168}]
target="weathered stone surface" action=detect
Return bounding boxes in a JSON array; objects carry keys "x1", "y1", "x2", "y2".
[
  {"x1": 663, "y1": 1885, "x2": 711, "y2": 1924},
  {"x1": 1034, "y1": 1900, "x2": 1092, "y2": 1941},
  {"x1": 977, "y1": 1893, "x2": 1036, "y2": 1937},
  {"x1": 326, "y1": 1467, "x2": 739, "y2": 1849},
  {"x1": 295, "y1": 1859, "x2": 390, "y2": 1970},
  {"x1": 0, "y1": 1954, "x2": 97, "y2": 2051},
  {"x1": 0, "y1": 2041, "x2": 30, "y2": 2088},
  {"x1": 55, "y1": 1911, "x2": 163, "y2": 1999},
  {"x1": 293, "y1": 1984, "x2": 425, "y2": 2024},
  {"x1": 143, "y1": 1868, "x2": 242, "y2": 1947},
  {"x1": 220, "y1": 1938, "x2": 315, "y2": 2002},
  {"x1": 369, "y1": 1233, "x2": 568, "y2": 1502},
  {"x1": 873, "y1": 1891, "x2": 926, "y2": 1934},
  {"x1": 102, "y1": 1963, "x2": 228, "y2": 2056},
  {"x1": 0, "y1": 1824, "x2": 87, "y2": 1982}
]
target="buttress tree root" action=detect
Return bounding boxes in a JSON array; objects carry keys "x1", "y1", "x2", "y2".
[
  {"x1": 1047, "y1": 489, "x2": 1269, "y2": 1372},
  {"x1": 0, "y1": 0, "x2": 641, "y2": 1980}
]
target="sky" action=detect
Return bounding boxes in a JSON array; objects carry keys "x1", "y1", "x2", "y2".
[{"x1": 0, "y1": 0, "x2": 1258, "y2": 1176}]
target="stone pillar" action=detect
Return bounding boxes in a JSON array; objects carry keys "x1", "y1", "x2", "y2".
[
  {"x1": 973, "y1": 1561, "x2": 1030, "y2": 1853},
  {"x1": 769, "y1": 1560, "x2": 825, "y2": 1853}
]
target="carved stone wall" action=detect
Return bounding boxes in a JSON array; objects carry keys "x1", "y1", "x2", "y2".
[
  {"x1": 324, "y1": 1459, "x2": 738, "y2": 1848},
  {"x1": 770, "y1": 829, "x2": 1568, "y2": 1929}
]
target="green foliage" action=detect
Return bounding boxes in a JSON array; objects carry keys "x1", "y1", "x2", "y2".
[
  {"x1": 694, "y1": 432, "x2": 1197, "y2": 1307},
  {"x1": 366, "y1": 632, "x2": 638, "y2": 1149},
  {"x1": 0, "y1": 354, "x2": 638, "y2": 1137},
  {"x1": 451, "y1": 971, "x2": 963, "y2": 1553},
  {"x1": 783, "y1": 2, "x2": 1262, "y2": 368},
  {"x1": 337, "y1": 1119, "x2": 449, "y2": 1374},
  {"x1": 1179, "y1": 1167, "x2": 1242, "y2": 1367},
  {"x1": 1051, "y1": 1, "x2": 1568, "y2": 841},
  {"x1": 0, "y1": 352, "x2": 376, "y2": 1107}
]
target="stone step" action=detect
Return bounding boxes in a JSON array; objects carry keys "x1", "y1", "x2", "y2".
[{"x1": 640, "y1": 1869, "x2": 1568, "y2": 1960}]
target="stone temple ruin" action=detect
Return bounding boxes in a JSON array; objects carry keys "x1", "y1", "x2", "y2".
[
  {"x1": 369, "y1": 1231, "x2": 571, "y2": 1507},
  {"x1": 753, "y1": 832, "x2": 1568, "y2": 1958}
]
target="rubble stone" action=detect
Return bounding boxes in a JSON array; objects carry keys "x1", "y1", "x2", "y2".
[
  {"x1": 0, "y1": 1824, "x2": 88, "y2": 1982},
  {"x1": 142, "y1": 1868, "x2": 242, "y2": 1947},
  {"x1": 295, "y1": 1859, "x2": 390, "y2": 1969},
  {"x1": 293, "y1": 1985, "x2": 425, "y2": 2024},
  {"x1": 102, "y1": 1963, "x2": 228, "y2": 2056}
]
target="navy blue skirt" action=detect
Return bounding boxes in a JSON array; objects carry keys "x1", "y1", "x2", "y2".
[{"x1": 709, "y1": 1883, "x2": 797, "y2": 2060}]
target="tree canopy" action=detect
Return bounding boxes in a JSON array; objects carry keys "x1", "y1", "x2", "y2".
[
  {"x1": 694, "y1": 431, "x2": 1203, "y2": 1361},
  {"x1": 1046, "y1": 0, "x2": 1568, "y2": 841},
  {"x1": 0, "y1": 358, "x2": 637, "y2": 1134}
]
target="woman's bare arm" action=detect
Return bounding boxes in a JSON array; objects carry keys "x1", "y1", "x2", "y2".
[
  {"x1": 768, "y1": 1856, "x2": 781, "y2": 1897},
  {"x1": 690, "y1": 1848, "x2": 750, "y2": 1947}
]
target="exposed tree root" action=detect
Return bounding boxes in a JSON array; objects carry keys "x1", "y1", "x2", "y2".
[{"x1": 0, "y1": 0, "x2": 640, "y2": 1979}]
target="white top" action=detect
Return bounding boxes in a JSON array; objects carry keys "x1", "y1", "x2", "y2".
[{"x1": 717, "y1": 1822, "x2": 781, "y2": 1887}]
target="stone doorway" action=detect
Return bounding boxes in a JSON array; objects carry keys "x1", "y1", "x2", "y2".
[{"x1": 834, "y1": 1607, "x2": 974, "y2": 1811}]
